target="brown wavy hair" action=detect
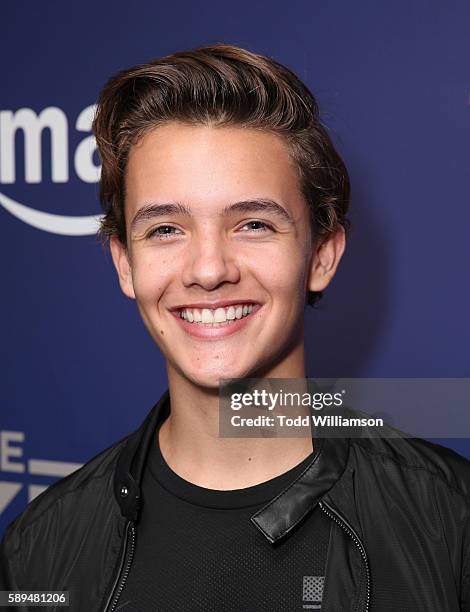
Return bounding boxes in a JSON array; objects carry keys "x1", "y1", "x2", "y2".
[{"x1": 92, "y1": 43, "x2": 351, "y2": 307}]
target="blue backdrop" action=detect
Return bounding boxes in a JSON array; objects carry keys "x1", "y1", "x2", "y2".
[{"x1": 1, "y1": 0, "x2": 469, "y2": 535}]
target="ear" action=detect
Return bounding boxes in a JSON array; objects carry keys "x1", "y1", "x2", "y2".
[
  {"x1": 307, "y1": 226, "x2": 346, "y2": 293},
  {"x1": 109, "y1": 236, "x2": 136, "y2": 299}
]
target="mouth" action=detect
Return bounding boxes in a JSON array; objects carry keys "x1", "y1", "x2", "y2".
[{"x1": 169, "y1": 301, "x2": 262, "y2": 339}]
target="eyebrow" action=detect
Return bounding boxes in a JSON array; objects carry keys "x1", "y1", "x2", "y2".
[{"x1": 130, "y1": 198, "x2": 294, "y2": 233}]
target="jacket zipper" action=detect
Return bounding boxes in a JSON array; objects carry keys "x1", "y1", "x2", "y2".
[
  {"x1": 319, "y1": 499, "x2": 371, "y2": 612},
  {"x1": 103, "y1": 520, "x2": 136, "y2": 612}
]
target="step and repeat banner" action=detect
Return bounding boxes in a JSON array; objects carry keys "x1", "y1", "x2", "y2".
[{"x1": 1, "y1": 0, "x2": 469, "y2": 535}]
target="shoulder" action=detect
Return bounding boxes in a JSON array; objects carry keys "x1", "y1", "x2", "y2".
[
  {"x1": 351, "y1": 434, "x2": 470, "y2": 500},
  {"x1": 2, "y1": 435, "x2": 127, "y2": 557}
]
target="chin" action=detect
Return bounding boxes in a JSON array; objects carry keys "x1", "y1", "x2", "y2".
[{"x1": 184, "y1": 363, "x2": 251, "y2": 389}]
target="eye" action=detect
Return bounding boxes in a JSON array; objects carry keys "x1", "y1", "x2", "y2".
[
  {"x1": 239, "y1": 220, "x2": 274, "y2": 233},
  {"x1": 146, "y1": 225, "x2": 182, "y2": 240}
]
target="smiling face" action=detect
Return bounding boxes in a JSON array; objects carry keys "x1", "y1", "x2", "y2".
[{"x1": 110, "y1": 122, "x2": 345, "y2": 389}]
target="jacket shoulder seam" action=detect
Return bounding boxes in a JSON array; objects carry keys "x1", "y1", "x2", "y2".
[
  {"x1": 7, "y1": 469, "x2": 118, "y2": 557},
  {"x1": 354, "y1": 439, "x2": 470, "y2": 502}
]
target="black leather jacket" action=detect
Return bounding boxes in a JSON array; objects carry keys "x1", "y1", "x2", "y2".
[{"x1": 2, "y1": 389, "x2": 470, "y2": 611}]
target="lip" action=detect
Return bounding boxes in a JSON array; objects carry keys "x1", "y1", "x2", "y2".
[{"x1": 170, "y1": 303, "x2": 263, "y2": 340}]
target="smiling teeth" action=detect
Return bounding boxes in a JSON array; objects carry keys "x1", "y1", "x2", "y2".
[{"x1": 180, "y1": 304, "x2": 254, "y2": 324}]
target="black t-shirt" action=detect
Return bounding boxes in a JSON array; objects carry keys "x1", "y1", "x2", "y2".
[{"x1": 117, "y1": 424, "x2": 331, "y2": 611}]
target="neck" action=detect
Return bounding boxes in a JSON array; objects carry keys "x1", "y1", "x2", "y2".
[{"x1": 158, "y1": 343, "x2": 314, "y2": 490}]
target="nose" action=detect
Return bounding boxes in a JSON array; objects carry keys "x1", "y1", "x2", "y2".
[{"x1": 181, "y1": 228, "x2": 240, "y2": 291}]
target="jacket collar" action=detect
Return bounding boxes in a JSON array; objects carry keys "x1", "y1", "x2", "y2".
[
  {"x1": 114, "y1": 388, "x2": 351, "y2": 541},
  {"x1": 250, "y1": 430, "x2": 350, "y2": 543},
  {"x1": 114, "y1": 390, "x2": 171, "y2": 522}
]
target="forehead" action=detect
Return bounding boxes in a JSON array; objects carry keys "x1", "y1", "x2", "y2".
[{"x1": 124, "y1": 122, "x2": 304, "y2": 212}]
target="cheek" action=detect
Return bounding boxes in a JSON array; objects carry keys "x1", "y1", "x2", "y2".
[
  {"x1": 131, "y1": 256, "x2": 172, "y2": 303},
  {"x1": 252, "y1": 248, "x2": 307, "y2": 298}
]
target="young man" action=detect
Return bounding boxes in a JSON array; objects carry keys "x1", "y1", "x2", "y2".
[{"x1": 2, "y1": 43, "x2": 470, "y2": 611}]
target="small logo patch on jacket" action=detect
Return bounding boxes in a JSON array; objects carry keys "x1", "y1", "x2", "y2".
[{"x1": 302, "y1": 575, "x2": 324, "y2": 609}]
